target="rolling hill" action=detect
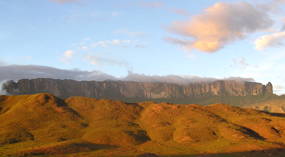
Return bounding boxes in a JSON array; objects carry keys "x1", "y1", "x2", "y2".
[{"x1": 1, "y1": 93, "x2": 285, "y2": 156}]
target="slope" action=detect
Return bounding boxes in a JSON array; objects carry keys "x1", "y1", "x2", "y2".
[{"x1": 1, "y1": 94, "x2": 285, "y2": 157}]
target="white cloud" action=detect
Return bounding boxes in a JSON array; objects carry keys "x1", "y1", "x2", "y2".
[
  {"x1": 85, "y1": 55, "x2": 130, "y2": 68},
  {"x1": 61, "y1": 50, "x2": 75, "y2": 63},
  {"x1": 232, "y1": 57, "x2": 249, "y2": 69},
  {"x1": 64, "y1": 50, "x2": 74, "y2": 58},
  {"x1": 78, "y1": 39, "x2": 146, "y2": 50},
  {"x1": 168, "y1": 2, "x2": 273, "y2": 52},
  {"x1": 255, "y1": 31, "x2": 285, "y2": 50},
  {"x1": 92, "y1": 40, "x2": 131, "y2": 48}
]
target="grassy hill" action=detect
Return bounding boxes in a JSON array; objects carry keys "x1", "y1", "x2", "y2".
[{"x1": 1, "y1": 93, "x2": 285, "y2": 157}]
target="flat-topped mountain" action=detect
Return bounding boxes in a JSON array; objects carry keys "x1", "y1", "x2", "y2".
[
  {"x1": 3, "y1": 78, "x2": 273, "y2": 105},
  {"x1": 1, "y1": 93, "x2": 285, "y2": 157}
]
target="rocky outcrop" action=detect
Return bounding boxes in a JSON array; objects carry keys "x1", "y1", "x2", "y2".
[
  {"x1": 3, "y1": 78, "x2": 273, "y2": 101},
  {"x1": 265, "y1": 82, "x2": 273, "y2": 95}
]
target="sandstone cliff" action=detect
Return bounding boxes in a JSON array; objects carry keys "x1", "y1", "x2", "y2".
[{"x1": 3, "y1": 78, "x2": 273, "y2": 101}]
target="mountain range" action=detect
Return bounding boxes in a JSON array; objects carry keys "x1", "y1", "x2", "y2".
[{"x1": 3, "y1": 78, "x2": 274, "y2": 106}]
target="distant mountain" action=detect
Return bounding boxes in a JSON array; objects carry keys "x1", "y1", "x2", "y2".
[
  {"x1": 3, "y1": 78, "x2": 273, "y2": 106},
  {"x1": 2, "y1": 93, "x2": 285, "y2": 157}
]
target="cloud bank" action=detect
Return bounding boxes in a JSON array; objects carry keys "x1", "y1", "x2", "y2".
[
  {"x1": 168, "y1": 2, "x2": 273, "y2": 52},
  {"x1": 125, "y1": 72, "x2": 254, "y2": 84},
  {"x1": 0, "y1": 65, "x2": 254, "y2": 88},
  {"x1": 0, "y1": 65, "x2": 116, "y2": 82}
]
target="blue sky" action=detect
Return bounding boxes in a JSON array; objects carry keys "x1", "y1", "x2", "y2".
[{"x1": 1, "y1": 0, "x2": 285, "y2": 93}]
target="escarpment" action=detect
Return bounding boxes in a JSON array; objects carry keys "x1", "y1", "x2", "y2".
[{"x1": 3, "y1": 79, "x2": 273, "y2": 102}]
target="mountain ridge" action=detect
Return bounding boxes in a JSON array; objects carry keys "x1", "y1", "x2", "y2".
[{"x1": 3, "y1": 78, "x2": 273, "y2": 106}]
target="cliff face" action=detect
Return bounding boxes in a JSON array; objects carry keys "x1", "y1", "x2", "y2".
[{"x1": 3, "y1": 78, "x2": 273, "y2": 100}]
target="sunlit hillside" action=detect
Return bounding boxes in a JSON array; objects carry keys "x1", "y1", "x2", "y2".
[{"x1": 1, "y1": 93, "x2": 285, "y2": 157}]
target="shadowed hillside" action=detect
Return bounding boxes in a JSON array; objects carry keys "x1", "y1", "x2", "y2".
[{"x1": 1, "y1": 93, "x2": 285, "y2": 157}]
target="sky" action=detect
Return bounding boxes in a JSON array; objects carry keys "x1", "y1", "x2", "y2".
[{"x1": 1, "y1": 0, "x2": 285, "y2": 94}]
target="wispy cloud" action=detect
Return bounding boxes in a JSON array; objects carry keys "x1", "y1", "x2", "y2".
[
  {"x1": 255, "y1": 31, "x2": 285, "y2": 50},
  {"x1": 0, "y1": 65, "x2": 116, "y2": 81},
  {"x1": 78, "y1": 39, "x2": 146, "y2": 51},
  {"x1": 164, "y1": 37, "x2": 189, "y2": 47},
  {"x1": 92, "y1": 40, "x2": 132, "y2": 48},
  {"x1": 232, "y1": 57, "x2": 249, "y2": 69},
  {"x1": 168, "y1": 2, "x2": 273, "y2": 52},
  {"x1": 257, "y1": 0, "x2": 285, "y2": 12},
  {"x1": 170, "y1": 8, "x2": 190, "y2": 16},
  {"x1": 85, "y1": 55, "x2": 131, "y2": 69},
  {"x1": 61, "y1": 50, "x2": 75, "y2": 63}
]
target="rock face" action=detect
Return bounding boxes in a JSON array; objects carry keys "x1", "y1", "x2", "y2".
[
  {"x1": 265, "y1": 82, "x2": 273, "y2": 95},
  {"x1": 3, "y1": 78, "x2": 273, "y2": 100}
]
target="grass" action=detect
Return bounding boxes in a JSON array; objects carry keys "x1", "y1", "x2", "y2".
[{"x1": 1, "y1": 93, "x2": 285, "y2": 157}]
